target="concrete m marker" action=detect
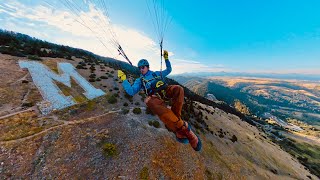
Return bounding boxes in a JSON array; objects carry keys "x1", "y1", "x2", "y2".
[{"x1": 19, "y1": 61, "x2": 105, "y2": 114}]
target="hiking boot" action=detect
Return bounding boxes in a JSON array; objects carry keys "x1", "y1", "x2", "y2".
[{"x1": 176, "y1": 122, "x2": 202, "y2": 151}]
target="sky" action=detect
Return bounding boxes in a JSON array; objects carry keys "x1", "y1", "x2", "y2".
[{"x1": 0, "y1": 0, "x2": 320, "y2": 75}]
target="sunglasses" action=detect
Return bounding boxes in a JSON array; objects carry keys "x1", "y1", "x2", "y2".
[{"x1": 139, "y1": 66, "x2": 148, "y2": 70}]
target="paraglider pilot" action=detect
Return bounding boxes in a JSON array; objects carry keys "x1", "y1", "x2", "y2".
[{"x1": 118, "y1": 50, "x2": 202, "y2": 151}]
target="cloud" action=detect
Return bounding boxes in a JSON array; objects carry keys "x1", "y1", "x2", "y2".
[
  {"x1": 173, "y1": 59, "x2": 201, "y2": 64},
  {"x1": 1, "y1": 1, "x2": 161, "y2": 63},
  {"x1": 170, "y1": 58, "x2": 229, "y2": 74},
  {"x1": 0, "y1": 0, "x2": 228, "y2": 74}
]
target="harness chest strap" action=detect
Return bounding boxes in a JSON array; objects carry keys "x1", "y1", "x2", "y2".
[{"x1": 141, "y1": 73, "x2": 168, "y2": 97}]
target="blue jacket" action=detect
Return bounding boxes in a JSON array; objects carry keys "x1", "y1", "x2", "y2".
[{"x1": 122, "y1": 59, "x2": 172, "y2": 96}]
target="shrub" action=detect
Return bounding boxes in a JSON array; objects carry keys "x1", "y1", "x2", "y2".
[
  {"x1": 113, "y1": 93, "x2": 119, "y2": 98},
  {"x1": 218, "y1": 133, "x2": 224, "y2": 138},
  {"x1": 270, "y1": 169, "x2": 278, "y2": 174},
  {"x1": 0, "y1": 47, "x2": 26, "y2": 57},
  {"x1": 193, "y1": 122, "x2": 201, "y2": 130},
  {"x1": 124, "y1": 92, "x2": 133, "y2": 102},
  {"x1": 22, "y1": 102, "x2": 34, "y2": 107},
  {"x1": 76, "y1": 64, "x2": 83, "y2": 69},
  {"x1": 153, "y1": 121, "x2": 160, "y2": 128},
  {"x1": 297, "y1": 156, "x2": 308, "y2": 163},
  {"x1": 89, "y1": 74, "x2": 96, "y2": 78},
  {"x1": 121, "y1": 108, "x2": 129, "y2": 114},
  {"x1": 135, "y1": 102, "x2": 140, "y2": 106},
  {"x1": 148, "y1": 121, "x2": 153, "y2": 126},
  {"x1": 107, "y1": 94, "x2": 117, "y2": 104},
  {"x1": 111, "y1": 70, "x2": 114, "y2": 74},
  {"x1": 108, "y1": 74, "x2": 113, "y2": 78},
  {"x1": 96, "y1": 78, "x2": 101, "y2": 81},
  {"x1": 27, "y1": 55, "x2": 42, "y2": 61},
  {"x1": 90, "y1": 66, "x2": 96, "y2": 70},
  {"x1": 89, "y1": 78, "x2": 95, "y2": 82},
  {"x1": 133, "y1": 107, "x2": 142, "y2": 114},
  {"x1": 148, "y1": 120, "x2": 160, "y2": 128},
  {"x1": 230, "y1": 135, "x2": 238, "y2": 143},
  {"x1": 114, "y1": 87, "x2": 119, "y2": 90},
  {"x1": 15, "y1": 51, "x2": 27, "y2": 57},
  {"x1": 100, "y1": 76, "x2": 108, "y2": 79},
  {"x1": 123, "y1": 102, "x2": 128, "y2": 106},
  {"x1": 102, "y1": 143, "x2": 118, "y2": 157}
]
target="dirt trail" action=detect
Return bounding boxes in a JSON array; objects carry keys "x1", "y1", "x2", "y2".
[
  {"x1": 0, "y1": 108, "x2": 35, "y2": 120},
  {"x1": 10, "y1": 73, "x2": 29, "y2": 85},
  {"x1": 0, "y1": 109, "x2": 121, "y2": 144}
]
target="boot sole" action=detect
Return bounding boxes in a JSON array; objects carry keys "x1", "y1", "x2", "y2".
[
  {"x1": 176, "y1": 137, "x2": 189, "y2": 144},
  {"x1": 194, "y1": 135, "x2": 202, "y2": 151}
]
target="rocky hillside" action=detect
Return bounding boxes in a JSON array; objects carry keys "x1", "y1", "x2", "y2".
[{"x1": 0, "y1": 53, "x2": 317, "y2": 179}]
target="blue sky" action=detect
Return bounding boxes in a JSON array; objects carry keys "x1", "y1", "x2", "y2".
[{"x1": 1, "y1": 0, "x2": 320, "y2": 74}]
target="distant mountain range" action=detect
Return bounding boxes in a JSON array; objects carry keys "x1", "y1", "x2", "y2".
[{"x1": 174, "y1": 72, "x2": 320, "y2": 81}]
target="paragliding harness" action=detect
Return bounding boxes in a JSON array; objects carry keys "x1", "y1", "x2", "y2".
[{"x1": 141, "y1": 72, "x2": 169, "y2": 100}]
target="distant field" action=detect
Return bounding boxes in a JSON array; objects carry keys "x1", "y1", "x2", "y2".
[
  {"x1": 207, "y1": 77, "x2": 320, "y2": 125},
  {"x1": 278, "y1": 135, "x2": 320, "y2": 177},
  {"x1": 175, "y1": 76, "x2": 320, "y2": 126}
]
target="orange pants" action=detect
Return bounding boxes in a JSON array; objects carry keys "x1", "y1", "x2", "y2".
[{"x1": 145, "y1": 85, "x2": 184, "y2": 132}]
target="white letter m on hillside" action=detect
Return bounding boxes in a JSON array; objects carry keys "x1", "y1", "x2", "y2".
[{"x1": 19, "y1": 61, "x2": 105, "y2": 115}]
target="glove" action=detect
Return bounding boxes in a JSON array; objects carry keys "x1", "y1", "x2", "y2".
[
  {"x1": 163, "y1": 50, "x2": 169, "y2": 60},
  {"x1": 118, "y1": 70, "x2": 126, "y2": 81}
]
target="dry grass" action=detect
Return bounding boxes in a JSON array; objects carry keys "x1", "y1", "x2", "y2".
[
  {"x1": 209, "y1": 77, "x2": 279, "y2": 87},
  {"x1": 56, "y1": 79, "x2": 88, "y2": 104},
  {"x1": 150, "y1": 136, "x2": 205, "y2": 179},
  {"x1": 42, "y1": 59, "x2": 61, "y2": 73},
  {"x1": 0, "y1": 111, "x2": 62, "y2": 141},
  {"x1": 203, "y1": 140, "x2": 232, "y2": 172},
  {"x1": 209, "y1": 76, "x2": 320, "y2": 92}
]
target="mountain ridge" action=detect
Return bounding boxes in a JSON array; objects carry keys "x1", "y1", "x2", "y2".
[{"x1": 174, "y1": 72, "x2": 320, "y2": 81}]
